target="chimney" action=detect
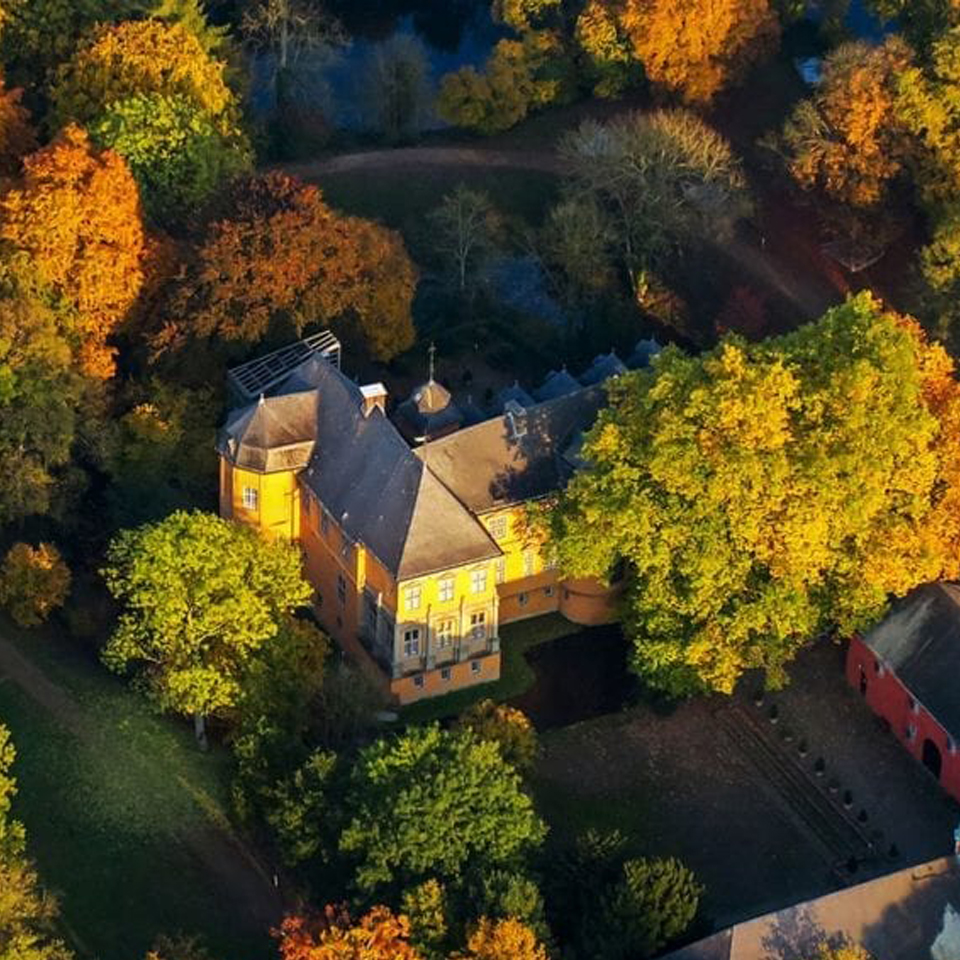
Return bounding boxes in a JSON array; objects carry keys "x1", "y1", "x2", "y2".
[{"x1": 360, "y1": 382, "x2": 388, "y2": 417}]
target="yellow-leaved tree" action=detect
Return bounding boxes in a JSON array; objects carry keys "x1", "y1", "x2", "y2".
[
  {"x1": 576, "y1": 0, "x2": 780, "y2": 103},
  {"x1": 454, "y1": 918, "x2": 548, "y2": 960},
  {"x1": 537, "y1": 293, "x2": 960, "y2": 695},
  {"x1": 0, "y1": 543, "x2": 71, "y2": 627}
]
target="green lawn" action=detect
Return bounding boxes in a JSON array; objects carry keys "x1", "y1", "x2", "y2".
[
  {"x1": 0, "y1": 622, "x2": 274, "y2": 960},
  {"x1": 316, "y1": 166, "x2": 560, "y2": 238},
  {"x1": 400, "y1": 613, "x2": 575, "y2": 725}
]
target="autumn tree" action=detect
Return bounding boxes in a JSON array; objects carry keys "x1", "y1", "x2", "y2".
[
  {"x1": 164, "y1": 172, "x2": 416, "y2": 361},
  {"x1": 51, "y1": 20, "x2": 241, "y2": 132},
  {"x1": 575, "y1": 0, "x2": 779, "y2": 103},
  {"x1": 0, "y1": 543, "x2": 71, "y2": 627},
  {"x1": 92, "y1": 92, "x2": 253, "y2": 229},
  {"x1": 0, "y1": 125, "x2": 145, "y2": 378},
  {"x1": 456, "y1": 700, "x2": 538, "y2": 773},
  {"x1": 277, "y1": 908, "x2": 424, "y2": 960},
  {"x1": 454, "y1": 918, "x2": 548, "y2": 960},
  {"x1": 401, "y1": 880, "x2": 449, "y2": 959},
  {"x1": 537, "y1": 293, "x2": 960, "y2": 694},
  {"x1": 779, "y1": 38, "x2": 913, "y2": 211},
  {"x1": 492, "y1": 0, "x2": 561, "y2": 32},
  {"x1": 101, "y1": 510, "x2": 312, "y2": 746},
  {"x1": 0, "y1": 725, "x2": 74, "y2": 960},
  {"x1": 560, "y1": 110, "x2": 751, "y2": 280},
  {"x1": 809, "y1": 943, "x2": 873, "y2": 960},
  {"x1": 427, "y1": 185, "x2": 502, "y2": 293},
  {"x1": 867, "y1": 0, "x2": 959, "y2": 49},
  {"x1": 339, "y1": 724, "x2": 546, "y2": 893},
  {"x1": 437, "y1": 30, "x2": 572, "y2": 134}
]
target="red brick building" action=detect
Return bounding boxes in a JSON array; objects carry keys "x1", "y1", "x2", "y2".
[{"x1": 846, "y1": 582, "x2": 960, "y2": 803}]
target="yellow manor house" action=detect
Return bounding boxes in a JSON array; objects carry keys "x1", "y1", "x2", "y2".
[{"x1": 217, "y1": 333, "x2": 626, "y2": 704}]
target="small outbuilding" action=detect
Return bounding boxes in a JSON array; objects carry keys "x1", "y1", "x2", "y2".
[{"x1": 846, "y1": 582, "x2": 960, "y2": 802}]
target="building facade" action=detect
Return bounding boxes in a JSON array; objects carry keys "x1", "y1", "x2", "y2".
[
  {"x1": 846, "y1": 582, "x2": 960, "y2": 803},
  {"x1": 218, "y1": 338, "x2": 620, "y2": 704}
]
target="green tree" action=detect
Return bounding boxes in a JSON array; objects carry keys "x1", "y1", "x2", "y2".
[
  {"x1": 867, "y1": 0, "x2": 959, "y2": 49},
  {"x1": 339, "y1": 724, "x2": 547, "y2": 893},
  {"x1": 560, "y1": 110, "x2": 751, "y2": 282},
  {"x1": 101, "y1": 509, "x2": 312, "y2": 746},
  {"x1": 591, "y1": 857, "x2": 701, "y2": 959},
  {"x1": 401, "y1": 879, "x2": 449, "y2": 959},
  {"x1": 0, "y1": 542, "x2": 71, "y2": 627},
  {"x1": 456, "y1": 700, "x2": 538, "y2": 773},
  {"x1": 0, "y1": 724, "x2": 74, "y2": 960},
  {"x1": 92, "y1": 93, "x2": 252, "y2": 229},
  {"x1": 427, "y1": 185, "x2": 502, "y2": 293},
  {"x1": 537, "y1": 293, "x2": 960, "y2": 694},
  {"x1": 361, "y1": 34, "x2": 432, "y2": 143}
]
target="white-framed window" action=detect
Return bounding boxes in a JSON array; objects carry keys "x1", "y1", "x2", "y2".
[
  {"x1": 403, "y1": 628, "x2": 421, "y2": 658},
  {"x1": 544, "y1": 585, "x2": 554, "y2": 597},
  {"x1": 471, "y1": 568, "x2": 487, "y2": 594},
  {"x1": 436, "y1": 619, "x2": 455, "y2": 648},
  {"x1": 404, "y1": 585, "x2": 422, "y2": 611},
  {"x1": 874, "y1": 660, "x2": 885, "y2": 677},
  {"x1": 523, "y1": 550, "x2": 535, "y2": 577},
  {"x1": 242, "y1": 486, "x2": 258, "y2": 510},
  {"x1": 518, "y1": 592, "x2": 528, "y2": 607},
  {"x1": 488, "y1": 516, "x2": 507, "y2": 540},
  {"x1": 471, "y1": 660, "x2": 482, "y2": 674},
  {"x1": 441, "y1": 667, "x2": 451, "y2": 682},
  {"x1": 906, "y1": 723, "x2": 917, "y2": 741},
  {"x1": 337, "y1": 574, "x2": 346, "y2": 606},
  {"x1": 495, "y1": 558, "x2": 506, "y2": 584},
  {"x1": 909, "y1": 697, "x2": 920, "y2": 715},
  {"x1": 470, "y1": 611, "x2": 486, "y2": 641},
  {"x1": 413, "y1": 674, "x2": 424, "y2": 689},
  {"x1": 438, "y1": 576, "x2": 455, "y2": 602}
]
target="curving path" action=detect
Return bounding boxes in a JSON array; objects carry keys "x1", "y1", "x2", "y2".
[{"x1": 278, "y1": 144, "x2": 841, "y2": 323}]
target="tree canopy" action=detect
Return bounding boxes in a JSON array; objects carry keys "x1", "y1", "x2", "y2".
[
  {"x1": 278, "y1": 908, "x2": 425, "y2": 960},
  {"x1": 0, "y1": 125, "x2": 145, "y2": 378},
  {"x1": 538, "y1": 293, "x2": 960, "y2": 694},
  {"x1": 162, "y1": 172, "x2": 417, "y2": 361},
  {"x1": 339, "y1": 724, "x2": 547, "y2": 893},
  {"x1": 0, "y1": 542, "x2": 71, "y2": 627},
  {"x1": 101, "y1": 510, "x2": 312, "y2": 739},
  {"x1": 576, "y1": 0, "x2": 779, "y2": 103}
]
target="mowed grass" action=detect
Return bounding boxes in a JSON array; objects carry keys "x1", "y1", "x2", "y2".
[
  {"x1": 316, "y1": 166, "x2": 560, "y2": 238},
  {"x1": 0, "y1": 623, "x2": 273, "y2": 960}
]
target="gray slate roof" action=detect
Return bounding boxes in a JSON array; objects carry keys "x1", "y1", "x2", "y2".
[
  {"x1": 494, "y1": 381, "x2": 535, "y2": 413},
  {"x1": 395, "y1": 379, "x2": 463, "y2": 442},
  {"x1": 217, "y1": 391, "x2": 318, "y2": 473},
  {"x1": 223, "y1": 356, "x2": 499, "y2": 580},
  {"x1": 580, "y1": 350, "x2": 628, "y2": 386},
  {"x1": 416, "y1": 387, "x2": 604, "y2": 513},
  {"x1": 861, "y1": 581, "x2": 960, "y2": 740},
  {"x1": 533, "y1": 368, "x2": 581, "y2": 402}
]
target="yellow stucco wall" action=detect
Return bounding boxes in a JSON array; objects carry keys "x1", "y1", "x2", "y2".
[{"x1": 220, "y1": 457, "x2": 300, "y2": 540}]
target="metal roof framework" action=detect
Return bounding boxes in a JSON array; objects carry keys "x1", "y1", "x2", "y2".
[{"x1": 227, "y1": 331, "x2": 341, "y2": 400}]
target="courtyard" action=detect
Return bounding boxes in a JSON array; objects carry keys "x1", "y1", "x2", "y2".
[{"x1": 530, "y1": 638, "x2": 958, "y2": 933}]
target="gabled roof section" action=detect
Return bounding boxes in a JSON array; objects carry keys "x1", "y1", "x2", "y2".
[
  {"x1": 417, "y1": 386, "x2": 605, "y2": 513},
  {"x1": 218, "y1": 391, "x2": 318, "y2": 473},
  {"x1": 533, "y1": 367, "x2": 582, "y2": 402},
  {"x1": 495, "y1": 381, "x2": 535, "y2": 412},
  {"x1": 862, "y1": 582, "x2": 960, "y2": 740},
  {"x1": 287, "y1": 359, "x2": 497, "y2": 579},
  {"x1": 580, "y1": 350, "x2": 628, "y2": 386}
]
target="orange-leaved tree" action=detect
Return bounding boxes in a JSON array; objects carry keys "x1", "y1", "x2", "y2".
[
  {"x1": 277, "y1": 907, "x2": 424, "y2": 960},
  {"x1": 0, "y1": 124, "x2": 146, "y2": 378},
  {"x1": 780, "y1": 37, "x2": 913, "y2": 209},
  {"x1": 577, "y1": 0, "x2": 779, "y2": 103},
  {"x1": 454, "y1": 918, "x2": 549, "y2": 960},
  {"x1": 0, "y1": 542, "x2": 71, "y2": 627},
  {"x1": 166, "y1": 172, "x2": 416, "y2": 361}
]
